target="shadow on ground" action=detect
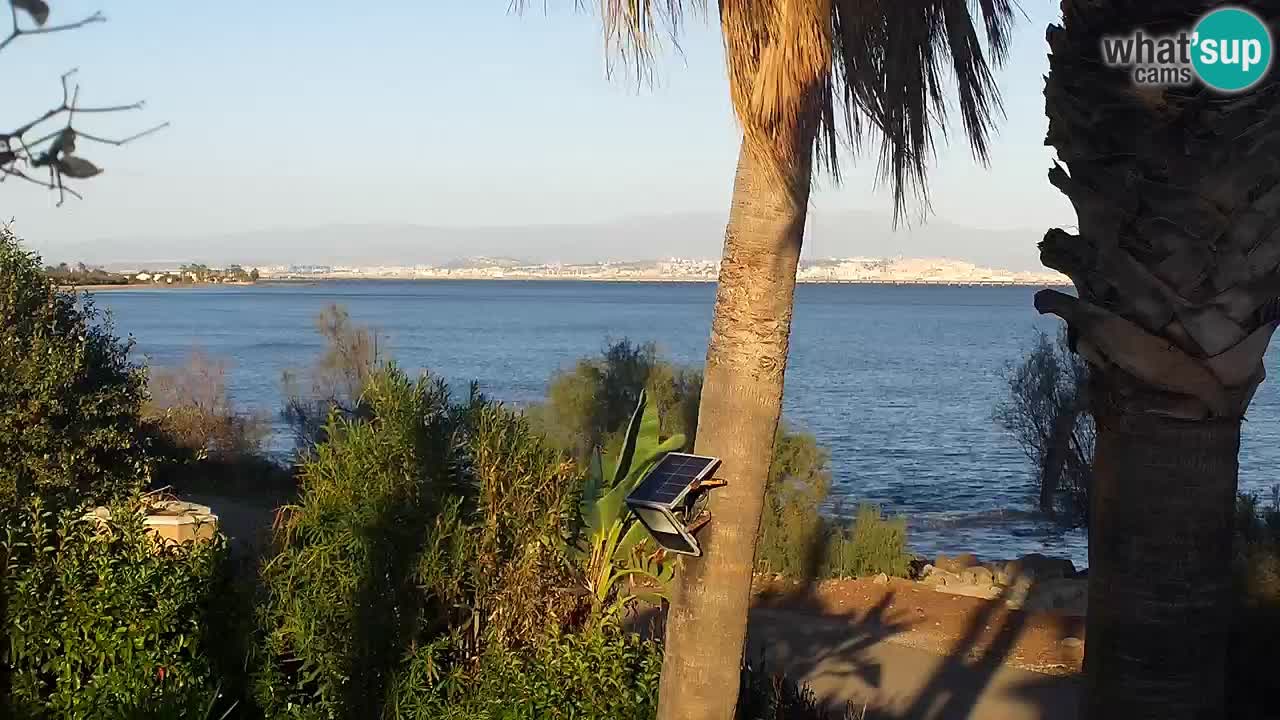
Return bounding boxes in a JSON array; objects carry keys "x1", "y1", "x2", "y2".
[{"x1": 746, "y1": 579, "x2": 1080, "y2": 720}]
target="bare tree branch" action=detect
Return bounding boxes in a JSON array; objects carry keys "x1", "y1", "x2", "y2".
[
  {"x1": 0, "y1": 8, "x2": 104, "y2": 54},
  {"x1": 2, "y1": 30, "x2": 168, "y2": 202},
  {"x1": 0, "y1": 166, "x2": 83, "y2": 204}
]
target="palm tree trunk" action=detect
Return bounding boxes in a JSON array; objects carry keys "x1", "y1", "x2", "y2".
[
  {"x1": 1084, "y1": 381, "x2": 1240, "y2": 720},
  {"x1": 1037, "y1": 4, "x2": 1280, "y2": 717},
  {"x1": 656, "y1": 137, "x2": 812, "y2": 720}
]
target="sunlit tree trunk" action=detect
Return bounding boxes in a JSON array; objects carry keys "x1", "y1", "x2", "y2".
[
  {"x1": 656, "y1": 135, "x2": 814, "y2": 720},
  {"x1": 1038, "y1": 3, "x2": 1280, "y2": 718}
]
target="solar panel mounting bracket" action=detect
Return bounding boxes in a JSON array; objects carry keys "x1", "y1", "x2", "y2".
[
  {"x1": 692, "y1": 477, "x2": 727, "y2": 490},
  {"x1": 685, "y1": 510, "x2": 711, "y2": 535}
]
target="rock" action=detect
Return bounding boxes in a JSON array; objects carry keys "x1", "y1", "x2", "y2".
[
  {"x1": 1024, "y1": 578, "x2": 1088, "y2": 616},
  {"x1": 933, "y1": 583, "x2": 1001, "y2": 600},
  {"x1": 1005, "y1": 553, "x2": 1076, "y2": 582},
  {"x1": 935, "y1": 553, "x2": 979, "y2": 574},
  {"x1": 1003, "y1": 576, "x2": 1036, "y2": 608},
  {"x1": 963, "y1": 566, "x2": 995, "y2": 587},
  {"x1": 922, "y1": 568, "x2": 962, "y2": 587},
  {"x1": 993, "y1": 565, "x2": 1012, "y2": 586},
  {"x1": 872, "y1": 572, "x2": 890, "y2": 585}
]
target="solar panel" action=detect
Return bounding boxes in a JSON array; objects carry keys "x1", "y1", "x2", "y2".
[{"x1": 628, "y1": 453, "x2": 720, "y2": 507}]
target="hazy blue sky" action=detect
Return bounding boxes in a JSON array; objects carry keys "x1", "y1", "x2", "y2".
[{"x1": 4, "y1": 1, "x2": 1074, "y2": 256}]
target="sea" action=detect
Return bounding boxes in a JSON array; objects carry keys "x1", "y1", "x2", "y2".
[{"x1": 92, "y1": 280, "x2": 1280, "y2": 568}]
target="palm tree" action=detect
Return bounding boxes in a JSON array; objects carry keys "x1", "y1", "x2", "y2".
[
  {"x1": 525, "y1": 2, "x2": 1015, "y2": 717},
  {"x1": 1036, "y1": 4, "x2": 1280, "y2": 718}
]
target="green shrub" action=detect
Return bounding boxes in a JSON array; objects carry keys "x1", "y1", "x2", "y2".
[
  {"x1": 822, "y1": 505, "x2": 911, "y2": 579},
  {"x1": 1229, "y1": 487, "x2": 1280, "y2": 720},
  {"x1": 448, "y1": 400, "x2": 581, "y2": 651},
  {"x1": 1, "y1": 497, "x2": 231, "y2": 719},
  {"x1": 755, "y1": 426, "x2": 833, "y2": 578},
  {"x1": 530, "y1": 339, "x2": 699, "y2": 463},
  {"x1": 0, "y1": 228, "x2": 150, "y2": 512},
  {"x1": 255, "y1": 368, "x2": 460, "y2": 719},
  {"x1": 530, "y1": 339, "x2": 841, "y2": 580},
  {"x1": 395, "y1": 629, "x2": 662, "y2": 720},
  {"x1": 256, "y1": 365, "x2": 582, "y2": 719}
]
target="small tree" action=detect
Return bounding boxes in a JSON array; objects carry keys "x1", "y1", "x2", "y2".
[
  {"x1": 0, "y1": 227, "x2": 149, "y2": 511},
  {"x1": 281, "y1": 304, "x2": 384, "y2": 450},
  {"x1": 994, "y1": 328, "x2": 1094, "y2": 527},
  {"x1": 1, "y1": 1, "x2": 166, "y2": 204}
]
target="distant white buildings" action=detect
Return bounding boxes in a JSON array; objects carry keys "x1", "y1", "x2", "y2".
[{"x1": 255, "y1": 257, "x2": 1068, "y2": 285}]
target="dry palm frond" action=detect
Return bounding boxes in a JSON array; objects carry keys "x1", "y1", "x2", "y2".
[
  {"x1": 518, "y1": 0, "x2": 1015, "y2": 221},
  {"x1": 511, "y1": 0, "x2": 707, "y2": 81}
]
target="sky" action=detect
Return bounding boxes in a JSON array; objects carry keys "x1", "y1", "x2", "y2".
[{"x1": 3, "y1": 1, "x2": 1076, "y2": 258}]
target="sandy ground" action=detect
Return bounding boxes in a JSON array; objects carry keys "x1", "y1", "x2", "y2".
[{"x1": 752, "y1": 576, "x2": 1086, "y2": 676}]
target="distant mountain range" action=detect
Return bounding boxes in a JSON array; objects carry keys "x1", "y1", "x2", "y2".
[{"x1": 57, "y1": 210, "x2": 1049, "y2": 272}]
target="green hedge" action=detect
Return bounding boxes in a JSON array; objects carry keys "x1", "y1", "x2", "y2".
[
  {"x1": 0, "y1": 228, "x2": 150, "y2": 512},
  {"x1": 1, "y1": 498, "x2": 231, "y2": 719},
  {"x1": 254, "y1": 369, "x2": 461, "y2": 719},
  {"x1": 394, "y1": 629, "x2": 662, "y2": 720},
  {"x1": 255, "y1": 366, "x2": 584, "y2": 719}
]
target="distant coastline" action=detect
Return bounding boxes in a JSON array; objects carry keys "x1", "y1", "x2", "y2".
[
  {"x1": 61, "y1": 281, "x2": 257, "y2": 292},
  {"x1": 254, "y1": 275, "x2": 1072, "y2": 288},
  {"x1": 251, "y1": 256, "x2": 1069, "y2": 287}
]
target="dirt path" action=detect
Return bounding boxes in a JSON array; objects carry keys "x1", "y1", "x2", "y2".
[
  {"x1": 747, "y1": 608, "x2": 1079, "y2": 719},
  {"x1": 753, "y1": 576, "x2": 1086, "y2": 676},
  {"x1": 746, "y1": 576, "x2": 1082, "y2": 718}
]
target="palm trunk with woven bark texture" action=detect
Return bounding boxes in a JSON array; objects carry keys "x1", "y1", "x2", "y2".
[
  {"x1": 656, "y1": 138, "x2": 812, "y2": 720},
  {"x1": 1085, "y1": 380, "x2": 1240, "y2": 718},
  {"x1": 1038, "y1": 3, "x2": 1280, "y2": 719}
]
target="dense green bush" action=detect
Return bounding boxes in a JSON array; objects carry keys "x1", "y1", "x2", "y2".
[
  {"x1": 1, "y1": 497, "x2": 233, "y2": 719},
  {"x1": 395, "y1": 629, "x2": 662, "y2": 720},
  {"x1": 529, "y1": 339, "x2": 699, "y2": 462},
  {"x1": 256, "y1": 365, "x2": 583, "y2": 719},
  {"x1": 0, "y1": 228, "x2": 150, "y2": 511},
  {"x1": 255, "y1": 368, "x2": 462, "y2": 718},
  {"x1": 532, "y1": 339, "x2": 909, "y2": 581},
  {"x1": 821, "y1": 506, "x2": 911, "y2": 579},
  {"x1": 755, "y1": 426, "x2": 833, "y2": 577}
]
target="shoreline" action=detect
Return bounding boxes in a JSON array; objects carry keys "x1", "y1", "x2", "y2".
[
  {"x1": 257, "y1": 275, "x2": 1073, "y2": 288},
  {"x1": 60, "y1": 281, "x2": 257, "y2": 292}
]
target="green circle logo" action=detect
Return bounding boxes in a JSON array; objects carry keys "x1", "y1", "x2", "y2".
[{"x1": 1192, "y1": 7, "x2": 1273, "y2": 92}]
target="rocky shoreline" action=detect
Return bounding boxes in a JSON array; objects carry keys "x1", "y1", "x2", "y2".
[{"x1": 917, "y1": 552, "x2": 1087, "y2": 616}]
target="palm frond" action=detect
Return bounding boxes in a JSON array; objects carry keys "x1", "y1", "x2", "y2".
[
  {"x1": 720, "y1": 0, "x2": 1016, "y2": 220},
  {"x1": 831, "y1": 0, "x2": 1016, "y2": 221},
  {"x1": 525, "y1": 0, "x2": 1016, "y2": 221},
  {"x1": 512, "y1": 0, "x2": 707, "y2": 80}
]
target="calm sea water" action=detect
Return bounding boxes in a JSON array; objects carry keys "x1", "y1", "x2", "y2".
[{"x1": 93, "y1": 281, "x2": 1280, "y2": 567}]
